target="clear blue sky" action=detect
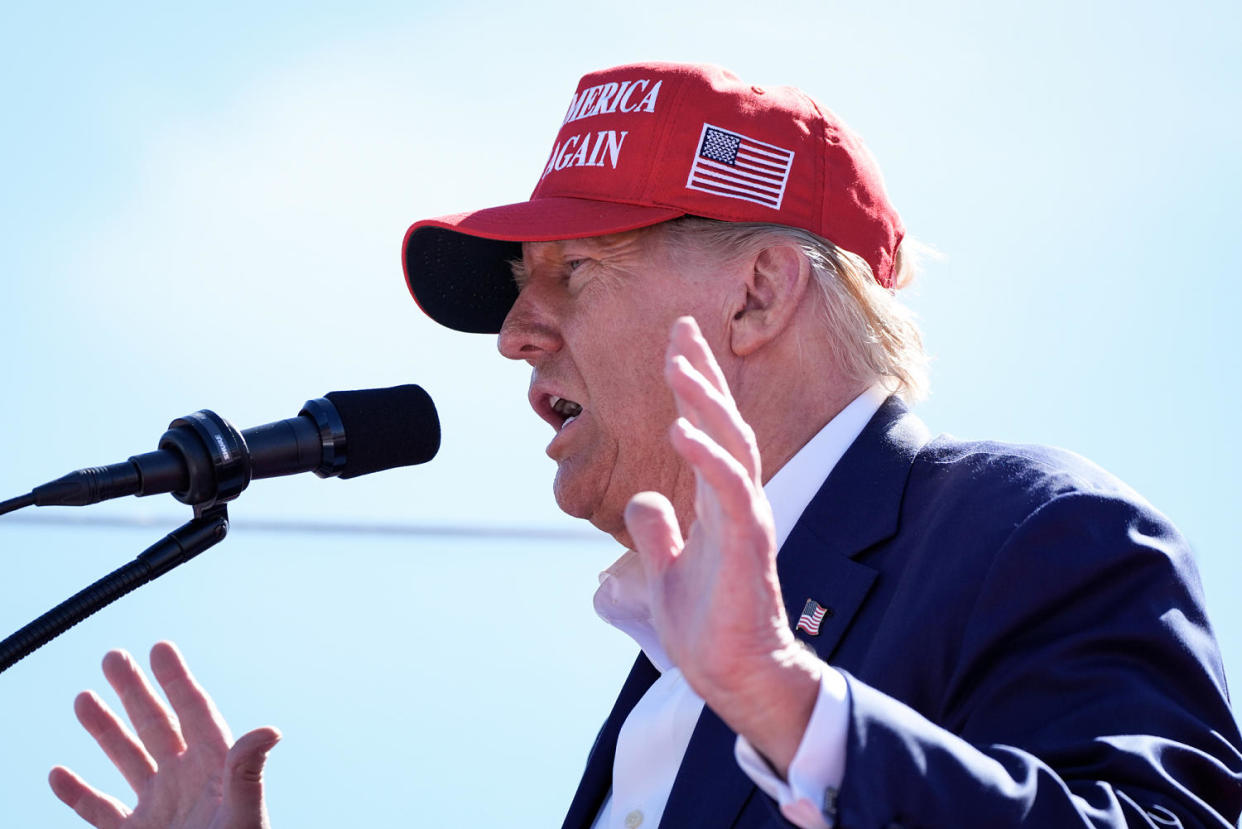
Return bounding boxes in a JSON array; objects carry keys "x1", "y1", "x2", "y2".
[{"x1": 1, "y1": 1, "x2": 1239, "y2": 825}]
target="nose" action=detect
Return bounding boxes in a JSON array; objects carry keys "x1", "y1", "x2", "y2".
[{"x1": 497, "y1": 283, "x2": 563, "y2": 362}]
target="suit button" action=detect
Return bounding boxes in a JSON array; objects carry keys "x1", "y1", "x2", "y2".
[{"x1": 624, "y1": 810, "x2": 644, "y2": 828}]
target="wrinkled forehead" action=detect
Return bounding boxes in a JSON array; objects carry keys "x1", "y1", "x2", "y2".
[{"x1": 519, "y1": 226, "x2": 665, "y2": 266}]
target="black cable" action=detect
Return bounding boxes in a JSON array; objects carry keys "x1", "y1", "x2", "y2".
[{"x1": 0, "y1": 493, "x2": 35, "y2": 517}]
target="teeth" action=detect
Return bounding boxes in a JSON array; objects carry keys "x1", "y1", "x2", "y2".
[{"x1": 550, "y1": 395, "x2": 583, "y2": 418}]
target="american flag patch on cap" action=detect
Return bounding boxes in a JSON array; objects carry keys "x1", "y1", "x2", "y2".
[
  {"x1": 795, "y1": 599, "x2": 829, "y2": 636},
  {"x1": 686, "y1": 123, "x2": 794, "y2": 209}
]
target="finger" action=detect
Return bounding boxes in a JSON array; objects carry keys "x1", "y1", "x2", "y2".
[
  {"x1": 222, "y1": 727, "x2": 282, "y2": 823},
  {"x1": 101, "y1": 649, "x2": 186, "y2": 763},
  {"x1": 669, "y1": 316, "x2": 730, "y2": 398},
  {"x1": 48, "y1": 765, "x2": 130, "y2": 829},
  {"x1": 73, "y1": 690, "x2": 158, "y2": 794},
  {"x1": 666, "y1": 352, "x2": 759, "y2": 478},
  {"x1": 149, "y1": 641, "x2": 232, "y2": 755},
  {"x1": 671, "y1": 418, "x2": 766, "y2": 533},
  {"x1": 625, "y1": 491, "x2": 685, "y2": 583}
]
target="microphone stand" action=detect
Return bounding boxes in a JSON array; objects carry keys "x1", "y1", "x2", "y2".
[
  {"x1": 0, "y1": 385, "x2": 439, "y2": 674},
  {"x1": 0, "y1": 503, "x2": 230, "y2": 674},
  {"x1": 0, "y1": 407, "x2": 252, "y2": 675}
]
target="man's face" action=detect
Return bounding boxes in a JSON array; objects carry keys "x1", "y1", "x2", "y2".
[{"x1": 498, "y1": 226, "x2": 739, "y2": 543}]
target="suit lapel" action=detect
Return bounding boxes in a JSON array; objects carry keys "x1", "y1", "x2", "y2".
[
  {"x1": 779, "y1": 397, "x2": 930, "y2": 660},
  {"x1": 561, "y1": 654, "x2": 660, "y2": 829},
  {"x1": 780, "y1": 542, "x2": 878, "y2": 662},
  {"x1": 791, "y1": 396, "x2": 931, "y2": 561},
  {"x1": 660, "y1": 398, "x2": 932, "y2": 827}
]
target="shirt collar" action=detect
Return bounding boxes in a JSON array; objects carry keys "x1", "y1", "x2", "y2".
[
  {"x1": 764, "y1": 382, "x2": 890, "y2": 550},
  {"x1": 593, "y1": 383, "x2": 892, "y2": 673}
]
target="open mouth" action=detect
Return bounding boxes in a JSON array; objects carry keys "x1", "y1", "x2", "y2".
[{"x1": 549, "y1": 395, "x2": 583, "y2": 430}]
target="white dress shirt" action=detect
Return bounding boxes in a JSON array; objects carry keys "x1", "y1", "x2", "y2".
[{"x1": 589, "y1": 384, "x2": 889, "y2": 829}]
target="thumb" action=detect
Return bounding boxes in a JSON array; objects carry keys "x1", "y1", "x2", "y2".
[
  {"x1": 625, "y1": 491, "x2": 684, "y2": 584},
  {"x1": 222, "y1": 726, "x2": 281, "y2": 826}
]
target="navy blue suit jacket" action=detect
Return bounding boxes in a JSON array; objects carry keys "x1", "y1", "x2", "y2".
[{"x1": 561, "y1": 398, "x2": 1242, "y2": 828}]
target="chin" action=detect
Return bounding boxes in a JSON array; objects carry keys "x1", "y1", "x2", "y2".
[
  {"x1": 553, "y1": 478, "x2": 627, "y2": 540},
  {"x1": 552, "y1": 471, "x2": 599, "y2": 522}
]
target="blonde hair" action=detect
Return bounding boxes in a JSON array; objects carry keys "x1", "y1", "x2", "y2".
[{"x1": 660, "y1": 217, "x2": 930, "y2": 402}]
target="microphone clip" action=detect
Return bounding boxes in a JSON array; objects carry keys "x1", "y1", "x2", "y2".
[{"x1": 158, "y1": 410, "x2": 252, "y2": 507}]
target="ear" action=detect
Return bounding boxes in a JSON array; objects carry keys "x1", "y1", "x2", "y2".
[{"x1": 728, "y1": 244, "x2": 812, "y2": 357}]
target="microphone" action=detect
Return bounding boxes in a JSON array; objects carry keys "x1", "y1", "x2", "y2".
[{"x1": 24, "y1": 385, "x2": 440, "y2": 509}]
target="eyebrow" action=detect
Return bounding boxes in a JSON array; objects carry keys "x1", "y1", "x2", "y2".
[
  {"x1": 508, "y1": 257, "x2": 529, "y2": 289},
  {"x1": 509, "y1": 234, "x2": 629, "y2": 289},
  {"x1": 508, "y1": 240, "x2": 571, "y2": 290}
]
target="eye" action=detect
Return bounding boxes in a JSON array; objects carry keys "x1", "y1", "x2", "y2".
[{"x1": 562, "y1": 258, "x2": 593, "y2": 286}]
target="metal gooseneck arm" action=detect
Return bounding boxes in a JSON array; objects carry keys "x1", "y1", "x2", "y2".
[{"x1": 0, "y1": 504, "x2": 230, "y2": 673}]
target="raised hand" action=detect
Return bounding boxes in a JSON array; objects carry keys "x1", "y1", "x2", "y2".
[
  {"x1": 625, "y1": 316, "x2": 821, "y2": 775},
  {"x1": 49, "y1": 641, "x2": 280, "y2": 829}
]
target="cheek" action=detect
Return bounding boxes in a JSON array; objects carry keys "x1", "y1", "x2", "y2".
[
  {"x1": 601, "y1": 366, "x2": 682, "y2": 483},
  {"x1": 568, "y1": 290, "x2": 693, "y2": 438},
  {"x1": 591, "y1": 346, "x2": 671, "y2": 422}
]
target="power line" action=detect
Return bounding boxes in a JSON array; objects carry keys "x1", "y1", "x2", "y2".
[{"x1": 0, "y1": 511, "x2": 609, "y2": 543}]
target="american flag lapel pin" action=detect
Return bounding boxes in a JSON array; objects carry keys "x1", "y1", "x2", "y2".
[{"x1": 796, "y1": 598, "x2": 829, "y2": 636}]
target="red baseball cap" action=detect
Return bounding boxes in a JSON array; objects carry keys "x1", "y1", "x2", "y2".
[{"x1": 403, "y1": 61, "x2": 903, "y2": 334}]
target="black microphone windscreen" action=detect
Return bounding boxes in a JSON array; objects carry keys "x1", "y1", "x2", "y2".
[{"x1": 324, "y1": 385, "x2": 440, "y2": 478}]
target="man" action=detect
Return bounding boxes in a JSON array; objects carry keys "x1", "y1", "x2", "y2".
[{"x1": 51, "y1": 62, "x2": 1241, "y2": 828}]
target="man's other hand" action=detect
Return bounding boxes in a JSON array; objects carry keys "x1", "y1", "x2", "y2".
[{"x1": 49, "y1": 641, "x2": 280, "y2": 829}]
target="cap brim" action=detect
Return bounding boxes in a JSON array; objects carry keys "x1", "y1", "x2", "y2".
[{"x1": 403, "y1": 197, "x2": 684, "y2": 334}]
